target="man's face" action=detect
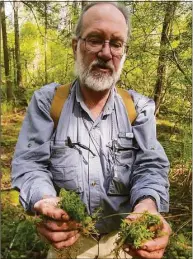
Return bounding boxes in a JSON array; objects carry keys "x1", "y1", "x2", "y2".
[{"x1": 73, "y1": 4, "x2": 128, "y2": 91}]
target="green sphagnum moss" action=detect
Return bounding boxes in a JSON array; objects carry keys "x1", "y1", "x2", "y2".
[
  {"x1": 58, "y1": 189, "x2": 100, "y2": 236},
  {"x1": 114, "y1": 211, "x2": 163, "y2": 257}
]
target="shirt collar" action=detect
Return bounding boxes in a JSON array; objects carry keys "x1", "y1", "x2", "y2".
[
  {"x1": 75, "y1": 80, "x2": 84, "y2": 104},
  {"x1": 75, "y1": 80, "x2": 93, "y2": 116},
  {"x1": 75, "y1": 79, "x2": 115, "y2": 116},
  {"x1": 102, "y1": 87, "x2": 115, "y2": 116}
]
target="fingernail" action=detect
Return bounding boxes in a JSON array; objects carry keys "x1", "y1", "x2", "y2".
[
  {"x1": 124, "y1": 248, "x2": 129, "y2": 252},
  {"x1": 61, "y1": 214, "x2": 68, "y2": 220},
  {"x1": 56, "y1": 222, "x2": 63, "y2": 226}
]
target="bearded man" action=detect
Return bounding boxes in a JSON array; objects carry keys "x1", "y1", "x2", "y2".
[{"x1": 12, "y1": 2, "x2": 171, "y2": 259}]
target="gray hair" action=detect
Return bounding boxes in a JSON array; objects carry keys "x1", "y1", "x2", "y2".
[{"x1": 75, "y1": 2, "x2": 131, "y2": 39}]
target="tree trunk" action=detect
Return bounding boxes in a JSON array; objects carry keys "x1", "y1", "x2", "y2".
[
  {"x1": 81, "y1": 1, "x2": 87, "y2": 10},
  {"x1": 14, "y1": 1, "x2": 23, "y2": 88},
  {"x1": 1, "y1": 1, "x2": 13, "y2": 101},
  {"x1": 12, "y1": 48, "x2": 17, "y2": 87},
  {"x1": 154, "y1": 2, "x2": 177, "y2": 116}
]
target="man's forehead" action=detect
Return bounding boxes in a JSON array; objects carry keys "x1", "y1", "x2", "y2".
[
  {"x1": 80, "y1": 3, "x2": 127, "y2": 38},
  {"x1": 81, "y1": 3, "x2": 127, "y2": 28}
]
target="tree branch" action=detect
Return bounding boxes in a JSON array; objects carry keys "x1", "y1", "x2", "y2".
[{"x1": 166, "y1": 34, "x2": 191, "y2": 85}]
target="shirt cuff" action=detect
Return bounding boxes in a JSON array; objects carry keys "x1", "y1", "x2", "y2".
[
  {"x1": 19, "y1": 185, "x2": 57, "y2": 213},
  {"x1": 133, "y1": 195, "x2": 158, "y2": 210},
  {"x1": 30, "y1": 187, "x2": 57, "y2": 212},
  {"x1": 130, "y1": 189, "x2": 161, "y2": 212}
]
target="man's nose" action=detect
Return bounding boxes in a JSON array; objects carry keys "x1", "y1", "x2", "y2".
[{"x1": 97, "y1": 42, "x2": 112, "y2": 61}]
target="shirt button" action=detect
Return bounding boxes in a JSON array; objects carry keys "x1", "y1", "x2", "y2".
[{"x1": 91, "y1": 181, "x2": 96, "y2": 187}]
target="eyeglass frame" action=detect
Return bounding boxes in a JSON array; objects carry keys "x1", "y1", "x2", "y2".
[{"x1": 78, "y1": 36, "x2": 128, "y2": 57}]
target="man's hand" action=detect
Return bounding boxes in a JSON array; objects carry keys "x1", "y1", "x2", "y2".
[
  {"x1": 34, "y1": 196, "x2": 80, "y2": 249},
  {"x1": 123, "y1": 198, "x2": 172, "y2": 259}
]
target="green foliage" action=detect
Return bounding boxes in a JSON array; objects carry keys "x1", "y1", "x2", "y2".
[
  {"x1": 163, "y1": 234, "x2": 192, "y2": 259},
  {"x1": 1, "y1": 203, "x2": 48, "y2": 259},
  {"x1": 10, "y1": 220, "x2": 48, "y2": 253},
  {"x1": 59, "y1": 189, "x2": 100, "y2": 236},
  {"x1": 114, "y1": 211, "x2": 162, "y2": 255},
  {"x1": 59, "y1": 188, "x2": 86, "y2": 223},
  {"x1": 1, "y1": 101, "x2": 15, "y2": 114}
]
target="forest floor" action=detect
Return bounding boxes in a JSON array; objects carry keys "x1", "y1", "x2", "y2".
[{"x1": 1, "y1": 109, "x2": 192, "y2": 259}]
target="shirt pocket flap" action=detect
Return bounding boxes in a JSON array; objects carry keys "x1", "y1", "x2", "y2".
[{"x1": 49, "y1": 144, "x2": 83, "y2": 193}]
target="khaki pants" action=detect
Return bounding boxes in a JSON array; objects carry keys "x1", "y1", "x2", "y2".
[{"x1": 47, "y1": 231, "x2": 131, "y2": 259}]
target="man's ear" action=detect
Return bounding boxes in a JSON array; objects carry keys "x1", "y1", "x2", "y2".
[{"x1": 72, "y1": 38, "x2": 78, "y2": 58}]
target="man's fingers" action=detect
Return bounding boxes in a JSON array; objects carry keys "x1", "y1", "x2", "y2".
[
  {"x1": 137, "y1": 248, "x2": 165, "y2": 259},
  {"x1": 125, "y1": 212, "x2": 142, "y2": 222},
  {"x1": 42, "y1": 219, "x2": 81, "y2": 231},
  {"x1": 37, "y1": 224, "x2": 79, "y2": 243},
  {"x1": 162, "y1": 217, "x2": 172, "y2": 234},
  {"x1": 42, "y1": 207, "x2": 69, "y2": 221},
  {"x1": 125, "y1": 247, "x2": 165, "y2": 259},
  {"x1": 34, "y1": 198, "x2": 69, "y2": 221},
  {"x1": 34, "y1": 197, "x2": 59, "y2": 211},
  {"x1": 140, "y1": 216, "x2": 172, "y2": 251},
  {"x1": 52, "y1": 233, "x2": 80, "y2": 249},
  {"x1": 140, "y1": 235, "x2": 169, "y2": 251}
]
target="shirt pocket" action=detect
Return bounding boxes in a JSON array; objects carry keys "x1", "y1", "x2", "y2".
[
  {"x1": 107, "y1": 138, "x2": 137, "y2": 196},
  {"x1": 49, "y1": 145, "x2": 83, "y2": 193}
]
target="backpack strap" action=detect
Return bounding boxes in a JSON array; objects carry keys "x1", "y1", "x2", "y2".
[
  {"x1": 116, "y1": 88, "x2": 137, "y2": 125},
  {"x1": 50, "y1": 84, "x2": 137, "y2": 129},
  {"x1": 50, "y1": 84, "x2": 71, "y2": 129}
]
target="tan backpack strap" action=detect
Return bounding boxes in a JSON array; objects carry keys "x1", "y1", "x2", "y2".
[
  {"x1": 117, "y1": 88, "x2": 137, "y2": 125},
  {"x1": 50, "y1": 84, "x2": 71, "y2": 129}
]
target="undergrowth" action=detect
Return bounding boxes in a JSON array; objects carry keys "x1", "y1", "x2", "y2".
[
  {"x1": 163, "y1": 233, "x2": 192, "y2": 259},
  {"x1": 1, "y1": 203, "x2": 49, "y2": 259}
]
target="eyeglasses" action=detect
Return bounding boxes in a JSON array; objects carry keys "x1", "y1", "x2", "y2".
[{"x1": 79, "y1": 37, "x2": 127, "y2": 57}]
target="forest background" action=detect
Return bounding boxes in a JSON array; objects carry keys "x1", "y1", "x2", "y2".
[{"x1": 1, "y1": 1, "x2": 192, "y2": 259}]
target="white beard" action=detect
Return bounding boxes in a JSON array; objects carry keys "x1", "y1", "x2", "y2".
[{"x1": 74, "y1": 46, "x2": 126, "y2": 91}]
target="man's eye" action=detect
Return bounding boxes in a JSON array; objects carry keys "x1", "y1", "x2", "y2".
[
  {"x1": 88, "y1": 39, "x2": 102, "y2": 45},
  {"x1": 111, "y1": 41, "x2": 123, "y2": 48}
]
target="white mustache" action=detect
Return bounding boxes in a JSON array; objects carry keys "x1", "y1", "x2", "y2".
[{"x1": 89, "y1": 59, "x2": 114, "y2": 73}]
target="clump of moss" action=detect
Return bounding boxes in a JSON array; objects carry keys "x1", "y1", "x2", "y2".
[
  {"x1": 114, "y1": 211, "x2": 163, "y2": 255},
  {"x1": 58, "y1": 189, "x2": 100, "y2": 236}
]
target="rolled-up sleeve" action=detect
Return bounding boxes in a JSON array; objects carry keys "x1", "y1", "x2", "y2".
[
  {"x1": 11, "y1": 83, "x2": 58, "y2": 213},
  {"x1": 130, "y1": 95, "x2": 170, "y2": 212}
]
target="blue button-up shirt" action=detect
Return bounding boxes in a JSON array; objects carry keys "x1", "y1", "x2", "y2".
[{"x1": 11, "y1": 80, "x2": 169, "y2": 233}]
